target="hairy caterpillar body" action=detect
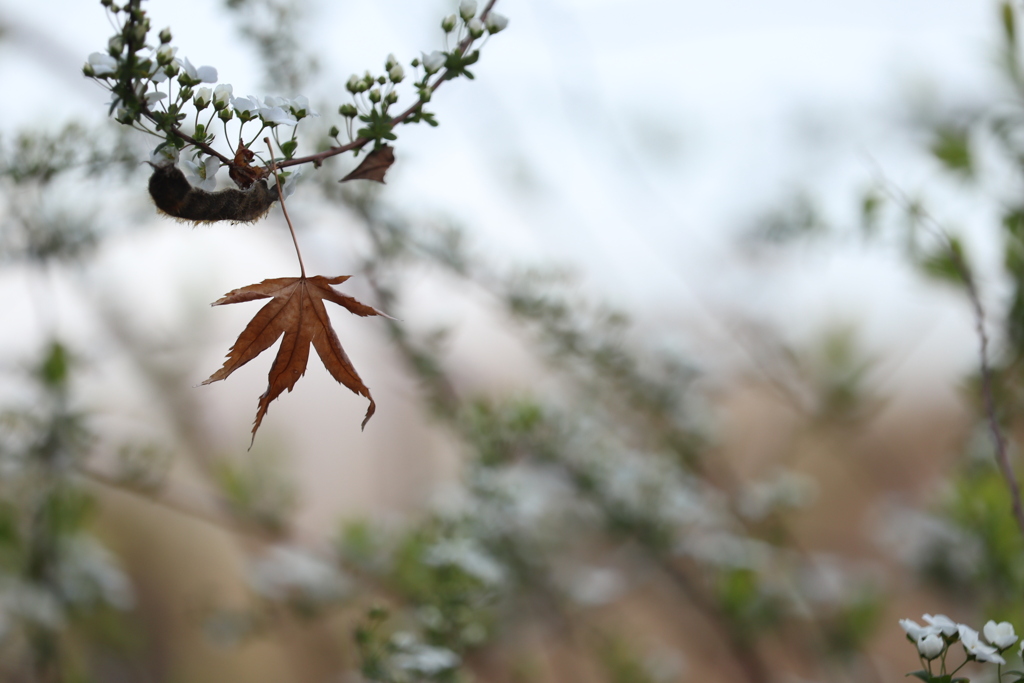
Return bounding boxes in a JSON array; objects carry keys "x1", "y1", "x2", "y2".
[{"x1": 148, "y1": 163, "x2": 279, "y2": 223}]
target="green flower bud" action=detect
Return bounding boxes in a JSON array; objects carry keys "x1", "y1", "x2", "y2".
[
  {"x1": 368, "y1": 88, "x2": 381, "y2": 103},
  {"x1": 329, "y1": 125, "x2": 340, "y2": 138},
  {"x1": 467, "y1": 17, "x2": 484, "y2": 39},
  {"x1": 385, "y1": 91, "x2": 398, "y2": 104},
  {"x1": 441, "y1": 14, "x2": 457, "y2": 32},
  {"x1": 159, "y1": 27, "x2": 172, "y2": 44},
  {"x1": 339, "y1": 103, "x2": 358, "y2": 117},
  {"x1": 108, "y1": 35, "x2": 124, "y2": 55}
]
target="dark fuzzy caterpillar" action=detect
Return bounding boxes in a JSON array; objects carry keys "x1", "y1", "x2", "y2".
[{"x1": 148, "y1": 163, "x2": 278, "y2": 223}]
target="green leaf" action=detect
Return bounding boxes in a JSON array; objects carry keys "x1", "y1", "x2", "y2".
[
  {"x1": 1003, "y1": 1, "x2": 1017, "y2": 45},
  {"x1": 906, "y1": 670, "x2": 933, "y2": 682},
  {"x1": 280, "y1": 139, "x2": 298, "y2": 159},
  {"x1": 918, "y1": 237, "x2": 970, "y2": 287},
  {"x1": 930, "y1": 125, "x2": 973, "y2": 177}
]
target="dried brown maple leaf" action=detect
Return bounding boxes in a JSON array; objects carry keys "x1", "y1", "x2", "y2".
[
  {"x1": 340, "y1": 145, "x2": 395, "y2": 183},
  {"x1": 203, "y1": 275, "x2": 385, "y2": 443}
]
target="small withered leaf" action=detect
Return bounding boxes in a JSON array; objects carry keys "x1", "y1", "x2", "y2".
[
  {"x1": 203, "y1": 275, "x2": 385, "y2": 444},
  {"x1": 340, "y1": 145, "x2": 395, "y2": 184}
]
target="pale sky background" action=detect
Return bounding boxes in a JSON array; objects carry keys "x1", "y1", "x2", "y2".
[{"x1": 0, "y1": 0, "x2": 1010, "y2": 519}]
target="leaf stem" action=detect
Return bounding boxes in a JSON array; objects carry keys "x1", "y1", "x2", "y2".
[{"x1": 265, "y1": 138, "x2": 305, "y2": 278}]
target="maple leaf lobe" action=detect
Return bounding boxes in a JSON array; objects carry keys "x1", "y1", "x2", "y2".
[
  {"x1": 340, "y1": 145, "x2": 395, "y2": 183},
  {"x1": 203, "y1": 275, "x2": 383, "y2": 443}
]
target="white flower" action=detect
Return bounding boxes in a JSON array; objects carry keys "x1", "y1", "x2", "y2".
[
  {"x1": 150, "y1": 63, "x2": 169, "y2": 83},
  {"x1": 179, "y1": 56, "x2": 217, "y2": 83},
  {"x1": 180, "y1": 156, "x2": 221, "y2": 192},
  {"x1": 246, "y1": 545, "x2": 348, "y2": 603},
  {"x1": 917, "y1": 633, "x2": 945, "y2": 660},
  {"x1": 392, "y1": 640, "x2": 460, "y2": 675},
  {"x1": 280, "y1": 170, "x2": 301, "y2": 199},
  {"x1": 984, "y1": 621, "x2": 1018, "y2": 650},
  {"x1": 259, "y1": 105, "x2": 297, "y2": 126},
  {"x1": 467, "y1": 17, "x2": 485, "y2": 38},
  {"x1": 485, "y1": 12, "x2": 509, "y2": 33},
  {"x1": 156, "y1": 44, "x2": 176, "y2": 65},
  {"x1": 424, "y1": 538, "x2": 505, "y2": 585},
  {"x1": 213, "y1": 84, "x2": 232, "y2": 109},
  {"x1": 459, "y1": 0, "x2": 477, "y2": 21},
  {"x1": 899, "y1": 618, "x2": 936, "y2": 641},
  {"x1": 193, "y1": 86, "x2": 212, "y2": 109},
  {"x1": 960, "y1": 624, "x2": 1007, "y2": 665},
  {"x1": 87, "y1": 52, "x2": 117, "y2": 76},
  {"x1": 923, "y1": 614, "x2": 959, "y2": 638},
  {"x1": 149, "y1": 145, "x2": 178, "y2": 166},
  {"x1": 144, "y1": 91, "x2": 166, "y2": 106},
  {"x1": 287, "y1": 95, "x2": 318, "y2": 118},
  {"x1": 422, "y1": 50, "x2": 446, "y2": 74},
  {"x1": 388, "y1": 64, "x2": 405, "y2": 83},
  {"x1": 231, "y1": 95, "x2": 260, "y2": 115}
]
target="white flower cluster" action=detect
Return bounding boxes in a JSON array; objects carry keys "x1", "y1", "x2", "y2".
[
  {"x1": 900, "y1": 613, "x2": 1019, "y2": 666},
  {"x1": 389, "y1": 631, "x2": 461, "y2": 676}
]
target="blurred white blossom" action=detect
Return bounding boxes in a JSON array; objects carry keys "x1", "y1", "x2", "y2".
[
  {"x1": 86, "y1": 52, "x2": 117, "y2": 76},
  {"x1": 424, "y1": 538, "x2": 505, "y2": 585},
  {"x1": 984, "y1": 620, "x2": 1018, "y2": 649},
  {"x1": 246, "y1": 545, "x2": 349, "y2": 603}
]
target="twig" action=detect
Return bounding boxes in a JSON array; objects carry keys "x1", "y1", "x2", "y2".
[
  {"x1": 275, "y1": 0, "x2": 501, "y2": 171},
  {"x1": 265, "y1": 138, "x2": 305, "y2": 277},
  {"x1": 873, "y1": 172, "x2": 1024, "y2": 538}
]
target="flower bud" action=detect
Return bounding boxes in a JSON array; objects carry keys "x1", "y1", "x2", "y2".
[
  {"x1": 377, "y1": 75, "x2": 387, "y2": 85},
  {"x1": 385, "y1": 90, "x2": 398, "y2": 104},
  {"x1": 388, "y1": 64, "x2": 404, "y2": 83},
  {"x1": 218, "y1": 108, "x2": 234, "y2": 122},
  {"x1": 213, "y1": 84, "x2": 232, "y2": 109},
  {"x1": 194, "y1": 86, "x2": 212, "y2": 110},
  {"x1": 108, "y1": 35, "x2": 124, "y2": 56},
  {"x1": 917, "y1": 634, "x2": 944, "y2": 660},
  {"x1": 459, "y1": 0, "x2": 477, "y2": 21},
  {"x1": 339, "y1": 103, "x2": 358, "y2": 117},
  {"x1": 346, "y1": 75, "x2": 362, "y2": 93},
  {"x1": 87, "y1": 52, "x2": 119, "y2": 77},
  {"x1": 156, "y1": 44, "x2": 176, "y2": 66},
  {"x1": 159, "y1": 27, "x2": 172, "y2": 44},
  {"x1": 441, "y1": 14, "x2": 457, "y2": 32},
  {"x1": 467, "y1": 17, "x2": 484, "y2": 38},
  {"x1": 422, "y1": 50, "x2": 445, "y2": 74},
  {"x1": 368, "y1": 88, "x2": 381, "y2": 103},
  {"x1": 385, "y1": 53, "x2": 398, "y2": 70},
  {"x1": 485, "y1": 12, "x2": 509, "y2": 34},
  {"x1": 179, "y1": 86, "x2": 193, "y2": 102},
  {"x1": 329, "y1": 125, "x2": 340, "y2": 138}
]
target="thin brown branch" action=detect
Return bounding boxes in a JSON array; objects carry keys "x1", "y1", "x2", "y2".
[
  {"x1": 873, "y1": 171, "x2": 1024, "y2": 538},
  {"x1": 276, "y1": 0, "x2": 501, "y2": 171},
  {"x1": 265, "y1": 138, "x2": 305, "y2": 277},
  {"x1": 140, "y1": 103, "x2": 234, "y2": 166},
  {"x1": 955, "y1": 249, "x2": 1024, "y2": 537}
]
